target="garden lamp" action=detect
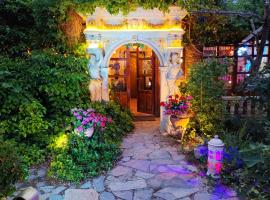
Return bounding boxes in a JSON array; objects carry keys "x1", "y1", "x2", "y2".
[{"x1": 207, "y1": 135, "x2": 224, "y2": 179}]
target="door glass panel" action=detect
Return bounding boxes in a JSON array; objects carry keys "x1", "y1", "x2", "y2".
[
  {"x1": 109, "y1": 60, "x2": 127, "y2": 92},
  {"x1": 138, "y1": 59, "x2": 152, "y2": 91}
]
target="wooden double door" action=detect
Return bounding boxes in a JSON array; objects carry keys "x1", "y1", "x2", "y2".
[{"x1": 109, "y1": 46, "x2": 160, "y2": 116}]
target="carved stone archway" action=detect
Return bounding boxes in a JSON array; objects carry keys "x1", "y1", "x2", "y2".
[{"x1": 84, "y1": 7, "x2": 187, "y2": 133}]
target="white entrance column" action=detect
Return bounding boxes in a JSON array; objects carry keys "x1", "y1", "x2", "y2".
[
  {"x1": 159, "y1": 66, "x2": 169, "y2": 133},
  {"x1": 84, "y1": 6, "x2": 187, "y2": 133},
  {"x1": 100, "y1": 67, "x2": 109, "y2": 101}
]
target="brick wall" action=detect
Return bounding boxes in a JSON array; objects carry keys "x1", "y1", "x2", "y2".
[{"x1": 183, "y1": 44, "x2": 203, "y2": 78}]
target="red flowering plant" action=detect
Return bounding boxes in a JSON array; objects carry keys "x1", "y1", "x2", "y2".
[
  {"x1": 160, "y1": 94, "x2": 193, "y2": 116},
  {"x1": 71, "y1": 108, "x2": 112, "y2": 139}
]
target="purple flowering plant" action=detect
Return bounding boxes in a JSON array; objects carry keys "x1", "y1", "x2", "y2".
[{"x1": 71, "y1": 108, "x2": 112, "y2": 138}]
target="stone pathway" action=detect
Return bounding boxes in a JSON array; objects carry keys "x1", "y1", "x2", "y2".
[{"x1": 11, "y1": 121, "x2": 239, "y2": 200}]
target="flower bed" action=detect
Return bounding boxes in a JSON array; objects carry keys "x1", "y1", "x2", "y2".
[{"x1": 48, "y1": 102, "x2": 133, "y2": 182}]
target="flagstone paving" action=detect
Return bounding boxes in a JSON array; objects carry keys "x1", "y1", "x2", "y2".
[{"x1": 11, "y1": 121, "x2": 239, "y2": 200}]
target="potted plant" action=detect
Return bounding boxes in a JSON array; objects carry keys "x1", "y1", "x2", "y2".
[{"x1": 160, "y1": 94, "x2": 193, "y2": 139}]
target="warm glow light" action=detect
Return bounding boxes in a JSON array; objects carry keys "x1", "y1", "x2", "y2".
[
  {"x1": 85, "y1": 28, "x2": 183, "y2": 32},
  {"x1": 54, "y1": 134, "x2": 68, "y2": 149},
  {"x1": 87, "y1": 40, "x2": 103, "y2": 49},
  {"x1": 88, "y1": 43, "x2": 99, "y2": 49}
]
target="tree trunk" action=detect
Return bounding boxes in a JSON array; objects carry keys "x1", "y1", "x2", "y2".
[{"x1": 253, "y1": 1, "x2": 270, "y2": 71}]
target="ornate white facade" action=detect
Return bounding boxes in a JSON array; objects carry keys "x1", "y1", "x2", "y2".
[{"x1": 84, "y1": 7, "x2": 187, "y2": 132}]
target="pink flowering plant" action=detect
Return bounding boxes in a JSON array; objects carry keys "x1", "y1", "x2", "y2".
[{"x1": 72, "y1": 108, "x2": 112, "y2": 139}]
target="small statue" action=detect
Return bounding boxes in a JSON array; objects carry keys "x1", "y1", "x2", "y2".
[
  {"x1": 166, "y1": 52, "x2": 183, "y2": 94},
  {"x1": 88, "y1": 48, "x2": 103, "y2": 101}
]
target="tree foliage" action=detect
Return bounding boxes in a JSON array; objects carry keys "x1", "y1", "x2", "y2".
[{"x1": 182, "y1": 59, "x2": 227, "y2": 137}]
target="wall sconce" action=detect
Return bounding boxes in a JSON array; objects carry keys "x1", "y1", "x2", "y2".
[{"x1": 207, "y1": 135, "x2": 224, "y2": 178}]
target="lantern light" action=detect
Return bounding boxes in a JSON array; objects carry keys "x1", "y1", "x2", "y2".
[{"x1": 207, "y1": 135, "x2": 224, "y2": 179}]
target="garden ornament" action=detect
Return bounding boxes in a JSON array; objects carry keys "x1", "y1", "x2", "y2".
[
  {"x1": 166, "y1": 52, "x2": 183, "y2": 94},
  {"x1": 207, "y1": 135, "x2": 224, "y2": 179},
  {"x1": 88, "y1": 48, "x2": 103, "y2": 101}
]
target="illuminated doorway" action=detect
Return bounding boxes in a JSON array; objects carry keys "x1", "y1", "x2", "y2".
[{"x1": 109, "y1": 43, "x2": 160, "y2": 116}]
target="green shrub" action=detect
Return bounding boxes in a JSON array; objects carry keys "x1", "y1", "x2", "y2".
[
  {"x1": 48, "y1": 102, "x2": 133, "y2": 182},
  {"x1": 18, "y1": 144, "x2": 46, "y2": 167},
  {"x1": 0, "y1": 50, "x2": 89, "y2": 148},
  {"x1": 0, "y1": 139, "x2": 27, "y2": 198},
  {"x1": 221, "y1": 143, "x2": 270, "y2": 200},
  {"x1": 48, "y1": 132, "x2": 120, "y2": 182},
  {"x1": 183, "y1": 59, "x2": 227, "y2": 138},
  {"x1": 89, "y1": 101, "x2": 134, "y2": 144},
  {"x1": 225, "y1": 117, "x2": 270, "y2": 143},
  {"x1": 221, "y1": 120, "x2": 270, "y2": 200}
]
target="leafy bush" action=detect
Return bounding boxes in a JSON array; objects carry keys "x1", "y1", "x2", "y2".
[
  {"x1": 0, "y1": 50, "x2": 90, "y2": 177},
  {"x1": 221, "y1": 143, "x2": 270, "y2": 200},
  {"x1": 18, "y1": 144, "x2": 46, "y2": 167},
  {"x1": 48, "y1": 103, "x2": 133, "y2": 182},
  {"x1": 89, "y1": 101, "x2": 134, "y2": 144},
  {"x1": 183, "y1": 59, "x2": 227, "y2": 138},
  {"x1": 48, "y1": 132, "x2": 120, "y2": 182},
  {"x1": 225, "y1": 117, "x2": 270, "y2": 143},
  {"x1": 220, "y1": 120, "x2": 270, "y2": 200},
  {"x1": 0, "y1": 138, "x2": 27, "y2": 198},
  {"x1": 0, "y1": 50, "x2": 89, "y2": 145}
]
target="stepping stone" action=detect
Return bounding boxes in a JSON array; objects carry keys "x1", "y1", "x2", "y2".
[
  {"x1": 153, "y1": 191, "x2": 176, "y2": 200},
  {"x1": 49, "y1": 194, "x2": 64, "y2": 200},
  {"x1": 64, "y1": 189, "x2": 98, "y2": 200},
  {"x1": 134, "y1": 188, "x2": 153, "y2": 200},
  {"x1": 157, "y1": 166, "x2": 170, "y2": 173},
  {"x1": 167, "y1": 165, "x2": 187, "y2": 173},
  {"x1": 162, "y1": 177, "x2": 190, "y2": 188},
  {"x1": 40, "y1": 186, "x2": 54, "y2": 193},
  {"x1": 154, "y1": 187, "x2": 200, "y2": 199},
  {"x1": 40, "y1": 193, "x2": 51, "y2": 200},
  {"x1": 122, "y1": 157, "x2": 131, "y2": 162},
  {"x1": 135, "y1": 171, "x2": 155, "y2": 179},
  {"x1": 149, "y1": 150, "x2": 171, "y2": 159},
  {"x1": 28, "y1": 174, "x2": 37, "y2": 181},
  {"x1": 36, "y1": 182, "x2": 46, "y2": 188},
  {"x1": 147, "y1": 173, "x2": 178, "y2": 189},
  {"x1": 52, "y1": 186, "x2": 66, "y2": 194},
  {"x1": 194, "y1": 192, "x2": 218, "y2": 200},
  {"x1": 37, "y1": 168, "x2": 47, "y2": 178},
  {"x1": 121, "y1": 160, "x2": 151, "y2": 172},
  {"x1": 108, "y1": 179, "x2": 147, "y2": 191},
  {"x1": 150, "y1": 159, "x2": 175, "y2": 166},
  {"x1": 171, "y1": 154, "x2": 185, "y2": 162},
  {"x1": 113, "y1": 191, "x2": 133, "y2": 200},
  {"x1": 100, "y1": 192, "x2": 115, "y2": 200},
  {"x1": 110, "y1": 166, "x2": 132, "y2": 177},
  {"x1": 80, "y1": 181, "x2": 92, "y2": 189},
  {"x1": 93, "y1": 176, "x2": 105, "y2": 192}
]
